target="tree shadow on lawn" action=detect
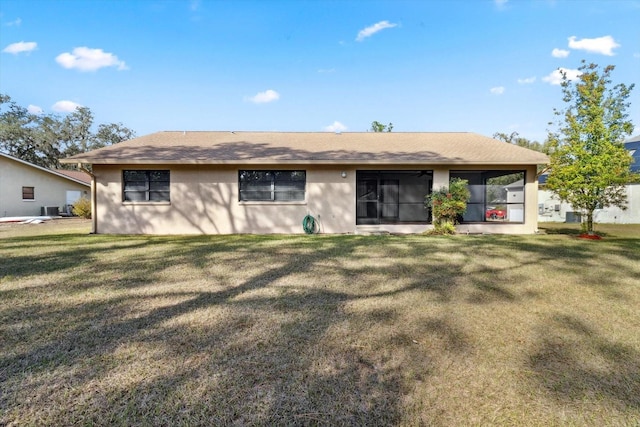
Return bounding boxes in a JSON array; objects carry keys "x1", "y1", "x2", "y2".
[
  {"x1": 20, "y1": 289, "x2": 407, "y2": 425},
  {"x1": 541, "y1": 227, "x2": 611, "y2": 237},
  {"x1": 1, "y1": 234, "x2": 540, "y2": 424},
  {"x1": 528, "y1": 313, "x2": 640, "y2": 411},
  {"x1": 485, "y1": 235, "x2": 640, "y2": 289},
  {"x1": 2, "y1": 233, "x2": 639, "y2": 424},
  {"x1": 1, "y1": 237, "x2": 411, "y2": 424}
]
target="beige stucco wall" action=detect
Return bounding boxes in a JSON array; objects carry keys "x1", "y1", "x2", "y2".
[
  {"x1": 94, "y1": 165, "x2": 355, "y2": 234},
  {"x1": 93, "y1": 164, "x2": 540, "y2": 235},
  {"x1": 0, "y1": 157, "x2": 90, "y2": 217}
]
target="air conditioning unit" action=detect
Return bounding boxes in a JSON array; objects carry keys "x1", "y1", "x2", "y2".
[
  {"x1": 566, "y1": 211, "x2": 581, "y2": 223},
  {"x1": 41, "y1": 206, "x2": 59, "y2": 216}
]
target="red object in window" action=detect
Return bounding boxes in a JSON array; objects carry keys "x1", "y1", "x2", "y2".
[{"x1": 485, "y1": 208, "x2": 506, "y2": 220}]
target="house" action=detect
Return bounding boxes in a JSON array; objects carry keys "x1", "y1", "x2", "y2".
[
  {"x1": 0, "y1": 152, "x2": 91, "y2": 218},
  {"x1": 628, "y1": 134, "x2": 640, "y2": 174},
  {"x1": 538, "y1": 134, "x2": 640, "y2": 224},
  {"x1": 60, "y1": 131, "x2": 549, "y2": 235}
]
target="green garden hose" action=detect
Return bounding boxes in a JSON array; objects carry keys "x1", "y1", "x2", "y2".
[{"x1": 302, "y1": 214, "x2": 317, "y2": 234}]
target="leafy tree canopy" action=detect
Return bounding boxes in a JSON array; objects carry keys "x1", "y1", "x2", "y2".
[
  {"x1": 370, "y1": 121, "x2": 393, "y2": 132},
  {"x1": 492, "y1": 131, "x2": 551, "y2": 154},
  {"x1": 545, "y1": 61, "x2": 636, "y2": 233},
  {"x1": 0, "y1": 94, "x2": 136, "y2": 169}
]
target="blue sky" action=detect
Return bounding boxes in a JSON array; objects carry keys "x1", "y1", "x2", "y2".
[{"x1": 1, "y1": 0, "x2": 639, "y2": 142}]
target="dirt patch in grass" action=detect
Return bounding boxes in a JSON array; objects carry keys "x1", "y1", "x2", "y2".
[{"x1": 1, "y1": 225, "x2": 639, "y2": 425}]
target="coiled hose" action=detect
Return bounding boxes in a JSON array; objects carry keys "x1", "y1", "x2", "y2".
[{"x1": 302, "y1": 214, "x2": 317, "y2": 234}]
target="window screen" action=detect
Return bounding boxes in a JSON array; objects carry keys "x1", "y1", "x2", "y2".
[
  {"x1": 239, "y1": 170, "x2": 306, "y2": 201},
  {"x1": 123, "y1": 170, "x2": 170, "y2": 202}
]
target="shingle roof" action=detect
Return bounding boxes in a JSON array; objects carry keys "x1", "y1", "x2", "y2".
[
  {"x1": 61, "y1": 131, "x2": 550, "y2": 165},
  {"x1": 54, "y1": 169, "x2": 92, "y2": 184}
]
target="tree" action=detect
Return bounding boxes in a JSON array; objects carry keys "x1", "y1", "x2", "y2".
[
  {"x1": 545, "y1": 61, "x2": 636, "y2": 234},
  {"x1": 370, "y1": 121, "x2": 393, "y2": 132},
  {"x1": 0, "y1": 93, "x2": 136, "y2": 169},
  {"x1": 94, "y1": 122, "x2": 136, "y2": 148},
  {"x1": 492, "y1": 131, "x2": 550, "y2": 154},
  {"x1": 60, "y1": 106, "x2": 95, "y2": 157},
  {"x1": 0, "y1": 94, "x2": 55, "y2": 168}
]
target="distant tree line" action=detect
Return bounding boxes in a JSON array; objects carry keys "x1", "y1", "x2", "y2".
[
  {"x1": 0, "y1": 93, "x2": 135, "y2": 169},
  {"x1": 370, "y1": 121, "x2": 393, "y2": 132},
  {"x1": 492, "y1": 131, "x2": 551, "y2": 154}
]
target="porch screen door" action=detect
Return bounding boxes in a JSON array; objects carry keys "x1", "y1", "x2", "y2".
[
  {"x1": 380, "y1": 179, "x2": 399, "y2": 220},
  {"x1": 356, "y1": 178, "x2": 378, "y2": 223}
]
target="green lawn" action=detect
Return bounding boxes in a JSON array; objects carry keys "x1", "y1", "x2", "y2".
[{"x1": 1, "y1": 220, "x2": 639, "y2": 426}]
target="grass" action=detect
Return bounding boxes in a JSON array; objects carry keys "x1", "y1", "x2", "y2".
[{"x1": 1, "y1": 219, "x2": 639, "y2": 426}]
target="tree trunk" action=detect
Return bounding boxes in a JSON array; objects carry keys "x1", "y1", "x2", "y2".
[{"x1": 586, "y1": 211, "x2": 594, "y2": 234}]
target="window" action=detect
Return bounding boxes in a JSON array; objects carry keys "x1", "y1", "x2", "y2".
[
  {"x1": 123, "y1": 170, "x2": 170, "y2": 202},
  {"x1": 450, "y1": 170, "x2": 525, "y2": 223},
  {"x1": 22, "y1": 186, "x2": 35, "y2": 200},
  {"x1": 239, "y1": 170, "x2": 306, "y2": 201}
]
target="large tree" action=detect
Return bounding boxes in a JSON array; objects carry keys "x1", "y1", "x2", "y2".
[
  {"x1": 0, "y1": 94, "x2": 135, "y2": 169},
  {"x1": 545, "y1": 61, "x2": 636, "y2": 234}
]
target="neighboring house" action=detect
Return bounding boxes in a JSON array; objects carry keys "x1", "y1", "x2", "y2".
[
  {"x1": 55, "y1": 169, "x2": 92, "y2": 186},
  {"x1": 538, "y1": 134, "x2": 640, "y2": 224},
  {"x1": 628, "y1": 134, "x2": 640, "y2": 174},
  {"x1": 61, "y1": 131, "x2": 549, "y2": 235},
  {"x1": 0, "y1": 152, "x2": 90, "y2": 218}
]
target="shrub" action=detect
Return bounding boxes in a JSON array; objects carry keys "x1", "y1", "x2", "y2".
[
  {"x1": 426, "y1": 178, "x2": 470, "y2": 235},
  {"x1": 425, "y1": 220, "x2": 457, "y2": 235},
  {"x1": 72, "y1": 197, "x2": 91, "y2": 219}
]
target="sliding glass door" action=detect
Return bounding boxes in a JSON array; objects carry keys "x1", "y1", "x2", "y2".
[{"x1": 356, "y1": 171, "x2": 432, "y2": 225}]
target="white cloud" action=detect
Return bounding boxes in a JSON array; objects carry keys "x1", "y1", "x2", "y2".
[
  {"x1": 324, "y1": 121, "x2": 347, "y2": 132},
  {"x1": 568, "y1": 35, "x2": 620, "y2": 56},
  {"x1": 52, "y1": 100, "x2": 83, "y2": 112},
  {"x1": 27, "y1": 104, "x2": 43, "y2": 114},
  {"x1": 517, "y1": 76, "x2": 536, "y2": 84},
  {"x1": 248, "y1": 89, "x2": 280, "y2": 104},
  {"x1": 490, "y1": 86, "x2": 505, "y2": 95},
  {"x1": 5, "y1": 18, "x2": 22, "y2": 27},
  {"x1": 2, "y1": 41, "x2": 37, "y2": 54},
  {"x1": 55, "y1": 47, "x2": 128, "y2": 71},
  {"x1": 552, "y1": 48, "x2": 570, "y2": 58},
  {"x1": 495, "y1": 0, "x2": 509, "y2": 8},
  {"x1": 356, "y1": 20, "x2": 397, "y2": 42},
  {"x1": 542, "y1": 68, "x2": 582, "y2": 85}
]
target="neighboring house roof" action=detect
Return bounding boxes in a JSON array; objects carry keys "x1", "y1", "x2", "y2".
[
  {"x1": 61, "y1": 131, "x2": 550, "y2": 166},
  {"x1": 1, "y1": 152, "x2": 91, "y2": 187},
  {"x1": 53, "y1": 169, "x2": 92, "y2": 185},
  {"x1": 506, "y1": 179, "x2": 524, "y2": 189},
  {"x1": 625, "y1": 134, "x2": 640, "y2": 173}
]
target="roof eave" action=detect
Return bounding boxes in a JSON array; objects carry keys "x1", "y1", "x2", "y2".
[{"x1": 60, "y1": 158, "x2": 549, "y2": 166}]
